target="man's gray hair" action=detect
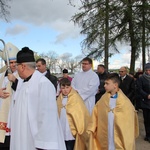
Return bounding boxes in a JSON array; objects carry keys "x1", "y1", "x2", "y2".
[{"x1": 24, "y1": 62, "x2": 36, "y2": 69}]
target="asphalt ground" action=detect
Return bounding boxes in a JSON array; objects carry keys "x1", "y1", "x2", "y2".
[{"x1": 136, "y1": 110, "x2": 150, "y2": 150}]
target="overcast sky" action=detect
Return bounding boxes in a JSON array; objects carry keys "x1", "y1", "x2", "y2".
[
  {"x1": 0, "y1": 0, "x2": 142, "y2": 69},
  {"x1": 0, "y1": 0, "x2": 83, "y2": 56}
]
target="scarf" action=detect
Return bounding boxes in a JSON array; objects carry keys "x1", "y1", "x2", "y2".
[{"x1": 143, "y1": 72, "x2": 150, "y2": 80}]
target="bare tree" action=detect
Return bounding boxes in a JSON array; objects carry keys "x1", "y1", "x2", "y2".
[
  {"x1": 44, "y1": 51, "x2": 58, "y2": 73},
  {"x1": 39, "y1": 51, "x2": 83, "y2": 73},
  {"x1": 57, "y1": 53, "x2": 83, "y2": 73},
  {"x1": 67, "y1": 57, "x2": 81, "y2": 73},
  {"x1": 57, "y1": 53, "x2": 72, "y2": 72},
  {"x1": 0, "y1": 0, "x2": 11, "y2": 22}
]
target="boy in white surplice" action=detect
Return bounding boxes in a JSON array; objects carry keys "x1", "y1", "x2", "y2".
[{"x1": 57, "y1": 78, "x2": 90, "y2": 150}]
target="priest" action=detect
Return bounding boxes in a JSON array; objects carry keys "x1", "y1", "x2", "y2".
[
  {"x1": 71, "y1": 57, "x2": 99, "y2": 115},
  {"x1": 9, "y1": 47, "x2": 66, "y2": 150},
  {"x1": 0, "y1": 42, "x2": 19, "y2": 150}
]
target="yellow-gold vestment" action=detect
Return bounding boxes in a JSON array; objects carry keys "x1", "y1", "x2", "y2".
[
  {"x1": 57, "y1": 88, "x2": 90, "y2": 150},
  {"x1": 87, "y1": 89, "x2": 139, "y2": 150}
]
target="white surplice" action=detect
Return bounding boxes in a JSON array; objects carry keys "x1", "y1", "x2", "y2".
[
  {"x1": 0, "y1": 71, "x2": 18, "y2": 109},
  {"x1": 0, "y1": 70, "x2": 19, "y2": 138},
  {"x1": 60, "y1": 96, "x2": 75, "y2": 141},
  {"x1": 71, "y1": 69, "x2": 99, "y2": 114},
  {"x1": 10, "y1": 70, "x2": 66, "y2": 150},
  {"x1": 108, "y1": 97, "x2": 117, "y2": 150}
]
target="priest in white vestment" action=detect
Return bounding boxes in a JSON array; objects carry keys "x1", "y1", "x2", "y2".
[
  {"x1": 0, "y1": 42, "x2": 19, "y2": 150},
  {"x1": 71, "y1": 57, "x2": 99, "y2": 114},
  {"x1": 9, "y1": 47, "x2": 66, "y2": 150}
]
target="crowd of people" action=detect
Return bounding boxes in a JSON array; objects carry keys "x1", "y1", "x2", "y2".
[{"x1": 0, "y1": 42, "x2": 149, "y2": 150}]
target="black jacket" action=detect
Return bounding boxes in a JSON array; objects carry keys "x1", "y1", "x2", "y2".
[
  {"x1": 95, "y1": 71, "x2": 108, "y2": 103},
  {"x1": 45, "y1": 69, "x2": 58, "y2": 91},
  {"x1": 119, "y1": 75, "x2": 135, "y2": 102},
  {"x1": 137, "y1": 74, "x2": 150, "y2": 109}
]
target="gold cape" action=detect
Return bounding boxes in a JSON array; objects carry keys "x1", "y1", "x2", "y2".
[
  {"x1": 57, "y1": 88, "x2": 90, "y2": 150},
  {"x1": 87, "y1": 89, "x2": 139, "y2": 150}
]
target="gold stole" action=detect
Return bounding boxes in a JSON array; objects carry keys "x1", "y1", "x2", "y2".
[
  {"x1": 0, "y1": 72, "x2": 12, "y2": 143},
  {"x1": 57, "y1": 88, "x2": 90, "y2": 150}
]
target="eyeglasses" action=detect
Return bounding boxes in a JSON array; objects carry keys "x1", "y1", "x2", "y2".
[
  {"x1": 119, "y1": 71, "x2": 125, "y2": 73},
  {"x1": 82, "y1": 63, "x2": 90, "y2": 65}
]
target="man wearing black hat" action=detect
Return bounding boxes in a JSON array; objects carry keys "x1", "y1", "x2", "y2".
[
  {"x1": 62, "y1": 69, "x2": 72, "y2": 81},
  {"x1": 137, "y1": 63, "x2": 150, "y2": 143},
  {"x1": 9, "y1": 47, "x2": 66, "y2": 150},
  {"x1": 56, "y1": 69, "x2": 72, "y2": 97}
]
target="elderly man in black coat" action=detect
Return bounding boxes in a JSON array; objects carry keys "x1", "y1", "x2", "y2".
[{"x1": 119, "y1": 66, "x2": 135, "y2": 104}]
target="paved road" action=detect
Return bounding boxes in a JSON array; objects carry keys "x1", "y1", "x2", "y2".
[{"x1": 136, "y1": 110, "x2": 150, "y2": 150}]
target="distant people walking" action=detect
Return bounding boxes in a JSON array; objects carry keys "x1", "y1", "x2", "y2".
[
  {"x1": 95, "y1": 64, "x2": 108, "y2": 103},
  {"x1": 137, "y1": 63, "x2": 150, "y2": 142},
  {"x1": 119, "y1": 66, "x2": 135, "y2": 104},
  {"x1": 87, "y1": 73, "x2": 139, "y2": 150},
  {"x1": 71, "y1": 57, "x2": 99, "y2": 114},
  {"x1": 36, "y1": 58, "x2": 58, "y2": 91}
]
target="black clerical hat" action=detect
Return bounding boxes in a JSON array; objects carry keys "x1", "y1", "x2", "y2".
[
  {"x1": 63, "y1": 69, "x2": 68, "y2": 73},
  {"x1": 17, "y1": 47, "x2": 35, "y2": 63}
]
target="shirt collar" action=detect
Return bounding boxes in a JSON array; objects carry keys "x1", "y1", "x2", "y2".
[
  {"x1": 121, "y1": 75, "x2": 126, "y2": 80},
  {"x1": 63, "y1": 95, "x2": 68, "y2": 98},
  {"x1": 110, "y1": 93, "x2": 118, "y2": 98},
  {"x1": 24, "y1": 74, "x2": 32, "y2": 82},
  {"x1": 42, "y1": 71, "x2": 47, "y2": 76}
]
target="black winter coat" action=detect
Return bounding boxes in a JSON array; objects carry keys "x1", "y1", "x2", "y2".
[
  {"x1": 137, "y1": 74, "x2": 150, "y2": 109},
  {"x1": 119, "y1": 75, "x2": 135, "y2": 102},
  {"x1": 45, "y1": 69, "x2": 58, "y2": 91}
]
